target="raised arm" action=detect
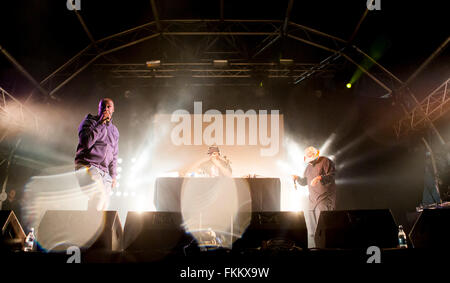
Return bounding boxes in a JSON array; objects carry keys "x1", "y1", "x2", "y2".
[{"x1": 78, "y1": 117, "x2": 106, "y2": 149}]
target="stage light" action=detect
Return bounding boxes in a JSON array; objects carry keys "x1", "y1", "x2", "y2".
[
  {"x1": 346, "y1": 83, "x2": 352, "y2": 89},
  {"x1": 319, "y1": 133, "x2": 336, "y2": 156},
  {"x1": 285, "y1": 138, "x2": 303, "y2": 163},
  {"x1": 337, "y1": 147, "x2": 388, "y2": 170},
  {"x1": 135, "y1": 198, "x2": 145, "y2": 212},
  {"x1": 276, "y1": 160, "x2": 296, "y2": 175},
  {"x1": 213, "y1": 59, "x2": 228, "y2": 67},
  {"x1": 127, "y1": 179, "x2": 136, "y2": 187},
  {"x1": 287, "y1": 185, "x2": 308, "y2": 212},
  {"x1": 146, "y1": 60, "x2": 161, "y2": 68},
  {"x1": 279, "y1": 59, "x2": 294, "y2": 65},
  {"x1": 115, "y1": 191, "x2": 122, "y2": 197},
  {"x1": 335, "y1": 133, "x2": 368, "y2": 158}
]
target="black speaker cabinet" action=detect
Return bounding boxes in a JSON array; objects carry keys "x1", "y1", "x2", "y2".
[
  {"x1": 409, "y1": 208, "x2": 450, "y2": 248},
  {"x1": 37, "y1": 210, "x2": 123, "y2": 252},
  {"x1": 233, "y1": 211, "x2": 307, "y2": 250},
  {"x1": 123, "y1": 211, "x2": 193, "y2": 253},
  {"x1": 315, "y1": 209, "x2": 398, "y2": 249},
  {"x1": 0, "y1": 210, "x2": 26, "y2": 251}
]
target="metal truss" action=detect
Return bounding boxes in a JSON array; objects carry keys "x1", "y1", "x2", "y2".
[
  {"x1": 94, "y1": 62, "x2": 335, "y2": 79},
  {"x1": 39, "y1": 21, "x2": 161, "y2": 97},
  {"x1": 394, "y1": 78, "x2": 450, "y2": 137},
  {"x1": 293, "y1": 50, "x2": 343, "y2": 84},
  {"x1": 5, "y1": 0, "x2": 441, "y2": 141},
  {"x1": 0, "y1": 87, "x2": 42, "y2": 141},
  {"x1": 38, "y1": 18, "x2": 398, "y2": 97},
  {"x1": 2, "y1": 6, "x2": 445, "y2": 141},
  {"x1": 0, "y1": 45, "x2": 50, "y2": 99},
  {"x1": 0, "y1": 0, "x2": 447, "y2": 175},
  {"x1": 286, "y1": 22, "x2": 347, "y2": 53},
  {"x1": 0, "y1": 0, "x2": 437, "y2": 116},
  {"x1": 35, "y1": 0, "x2": 396, "y2": 95}
]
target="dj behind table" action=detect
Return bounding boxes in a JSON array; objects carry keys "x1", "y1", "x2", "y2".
[{"x1": 153, "y1": 177, "x2": 281, "y2": 212}]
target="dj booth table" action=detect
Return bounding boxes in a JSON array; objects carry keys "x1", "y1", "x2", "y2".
[{"x1": 154, "y1": 177, "x2": 280, "y2": 212}]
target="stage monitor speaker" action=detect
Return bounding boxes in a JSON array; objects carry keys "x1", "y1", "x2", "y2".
[
  {"x1": 409, "y1": 208, "x2": 450, "y2": 248},
  {"x1": 0, "y1": 210, "x2": 26, "y2": 251},
  {"x1": 233, "y1": 211, "x2": 307, "y2": 251},
  {"x1": 123, "y1": 211, "x2": 193, "y2": 253},
  {"x1": 37, "y1": 210, "x2": 123, "y2": 252},
  {"x1": 315, "y1": 209, "x2": 398, "y2": 249}
]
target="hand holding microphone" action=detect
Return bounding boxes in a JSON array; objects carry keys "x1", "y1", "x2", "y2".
[{"x1": 100, "y1": 110, "x2": 112, "y2": 124}]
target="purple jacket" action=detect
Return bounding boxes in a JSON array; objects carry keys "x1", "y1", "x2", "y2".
[{"x1": 75, "y1": 114, "x2": 119, "y2": 178}]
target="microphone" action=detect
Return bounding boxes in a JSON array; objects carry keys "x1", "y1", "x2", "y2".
[{"x1": 101, "y1": 111, "x2": 111, "y2": 124}]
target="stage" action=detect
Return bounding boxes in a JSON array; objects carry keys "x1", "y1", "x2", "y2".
[{"x1": 0, "y1": 1, "x2": 449, "y2": 279}]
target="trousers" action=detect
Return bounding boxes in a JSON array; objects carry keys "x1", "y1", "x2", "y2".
[
  {"x1": 75, "y1": 164, "x2": 112, "y2": 211},
  {"x1": 306, "y1": 198, "x2": 335, "y2": 248}
]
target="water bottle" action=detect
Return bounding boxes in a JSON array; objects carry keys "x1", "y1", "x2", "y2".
[
  {"x1": 24, "y1": 228, "x2": 35, "y2": 252},
  {"x1": 397, "y1": 225, "x2": 408, "y2": 249}
]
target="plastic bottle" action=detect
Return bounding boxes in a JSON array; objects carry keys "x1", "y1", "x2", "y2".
[
  {"x1": 24, "y1": 228, "x2": 35, "y2": 252},
  {"x1": 397, "y1": 225, "x2": 408, "y2": 248}
]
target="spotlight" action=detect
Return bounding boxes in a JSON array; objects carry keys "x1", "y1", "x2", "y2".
[
  {"x1": 346, "y1": 83, "x2": 352, "y2": 89},
  {"x1": 213, "y1": 60, "x2": 228, "y2": 67},
  {"x1": 146, "y1": 60, "x2": 161, "y2": 68},
  {"x1": 115, "y1": 191, "x2": 122, "y2": 197},
  {"x1": 279, "y1": 59, "x2": 293, "y2": 65}
]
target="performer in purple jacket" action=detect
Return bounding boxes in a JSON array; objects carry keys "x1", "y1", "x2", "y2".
[{"x1": 75, "y1": 98, "x2": 119, "y2": 210}]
